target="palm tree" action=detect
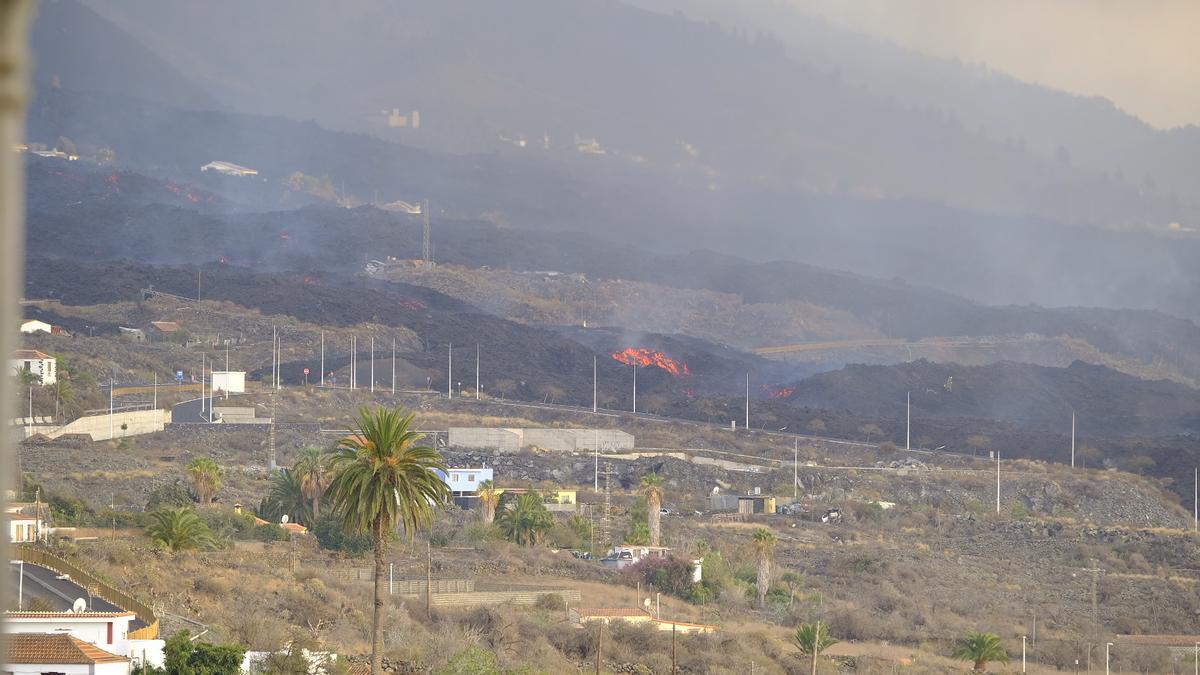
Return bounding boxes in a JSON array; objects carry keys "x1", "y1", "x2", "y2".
[
  {"x1": 145, "y1": 508, "x2": 216, "y2": 552},
  {"x1": 952, "y1": 632, "x2": 1010, "y2": 674},
  {"x1": 497, "y1": 491, "x2": 555, "y2": 546},
  {"x1": 185, "y1": 457, "x2": 222, "y2": 505},
  {"x1": 49, "y1": 378, "x2": 74, "y2": 420},
  {"x1": 325, "y1": 407, "x2": 449, "y2": 675},
  {"x1": 263, "y1": 468, "x2": 313, "y2": 526},
  {"x1": 476, "y1": 479, "x2": 499, "y2": 524},
  {"x1": 794, "y1": 621, "x2": 838, "y2": 675},
  {"x1": 640, "y1": 473, "x2": 664, "y2": 547},
  {"x1": 293, "y1": 447, "x2": 328, "y2": 519},
  {"x1": 751, "y1": 528, "x2": 777, "y2": 608}
]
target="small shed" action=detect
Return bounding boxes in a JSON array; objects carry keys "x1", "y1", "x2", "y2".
[{"x1": 737, "y1": 495, "x2": 776, "y2": 515}]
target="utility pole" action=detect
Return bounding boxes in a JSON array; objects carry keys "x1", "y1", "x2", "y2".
[
  {"x1": 1071, "y1": 409, "x2": 1076, "y2": 468},
  {"x1": 794, "y1": 439, "x2": 799, "y2": 499},
  {"x1": 593, "y1": 355, "x2": 597, "y2": 413},
  {"x1": 392, "y1": 338, "x2": 396, "y2": 394},
  {"x1": 475, "y1": 343, "x2": 480, "y2": 400},
  {"x1": 108, "y1": 378, "x2": 113, "y2": 439},
  {"x1": 594, "y1": 429, "x2": 600, "y2": 491},
  {"x1": 426, "y1": 539, "x2": 432, "y2": 618},
  {"x1": 351, "y1": 335, "x2": 356, "y2": 390},
  {"x1": 153, "y1": 372, "x2": 157, "y2": 410},
  {"x1": 996, "y1": 451, "x2": 1001, "y2": 514},
  {"x1": 1194, "y1": 467, "x2": 1197, "y2": 532},
  {"x1": 595, "y1": 621, "x2": 603, "y2": 675},
  {"x1": 320, "y1": 331, "x2": 324, "y2": 386},
  {"x1": 197, "y1": 269, "x2": 201, "y2": 302},
  {"x1": 1022, "y1": 635, "x2": 1027, "y2": 673},
  {"x1": 906, "y1": 391, "x2": 911, "y2": 451},
  {"x1": 744, "y1": 373, "x2": 750, "y2": 431},
  {"x1": 632, "y1": 365, "x2": 637, "y2": 413},
  {"x1": 447, "y1": 343, "x2": 452, "y2": 398},
  {"x1": 271, "y1": 326, "x2": 276, "y2": 391},
  {"x1": 370, "y1": 337, "x2": 375, "y2": 392},
  {"x1": 268, "y1": 390, "x2": 277, "y2": 470},
  {"x1": 422, "y1": 200, "x2": 431, "y2": 262}
]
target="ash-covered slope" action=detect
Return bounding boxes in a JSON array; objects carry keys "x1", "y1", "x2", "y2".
[{"x1": 788, "y1": 359, "x2": 1200, "y2": 437}]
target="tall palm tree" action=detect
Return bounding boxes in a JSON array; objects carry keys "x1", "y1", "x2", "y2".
[
  {"x1": 293, "y1": 447, "x2": 328, "y2": 519},
  {"x1": 185, "y1": 457, "x2": 222, "y2": 505},
  {"x1": 146, "y1": 508, "x2": 216, "y2": 552},
  {"x1": 952, "y1": 632, "x2": 1010, "y2": 674},
  {"x1": 751, "y1": 528, "x2": 777, "y2": 608},
  {"x1": 325, "y1": 407, "x2": 449, "y2": 675},
  {"x1": 476, "y1": 479, "x2": 499, "y2": 524},
  {"x1": 794, "y1": 621, "x2": 838, "y2": 675},
  {"x1": 497, "y1": 491, "x2": 555, "y2": 546},
  {"x1": 49, "y1": 377, "x2": 74, "y2": 419},
  {"x1": 640, "y1": 473, "x2": 665, "y2": 546}
]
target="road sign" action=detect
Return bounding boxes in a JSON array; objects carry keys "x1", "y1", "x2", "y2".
[
  {"x1": 303, "y1": 368, "x2": 310, "y2": 375},
  {"x1": 175, "y1": 371, "x2": 184, "y2": 383}
]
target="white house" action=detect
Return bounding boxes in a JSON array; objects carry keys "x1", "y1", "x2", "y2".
[
  {"x1": 6, "y1": 512, "x2": 43, "y2": 543},
  {"x1": 4, "y1": 632, "x2": 131, "y2": 675},
  {"x1": 10, "y1": 349, "x2": 56, "y2": 384},
  {"x1": 201, "y1": 160, "x2": 258, "y2": 176},
  {"x1": 444, "y1": 467, "x2": 493, "y2": 495},
  {"x1": 211, "y1": 370, "x2": 246, "y2": 394},
  {"x1": 20, "y1": 319, "x2": 51, "y2": 334},
  {"x1": 4, "y1": 611, "x2": 164, "y2": 669}
]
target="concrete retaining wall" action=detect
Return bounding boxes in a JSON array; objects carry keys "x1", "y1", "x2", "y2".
[
  {"x1": 522, "y1": 428, "x2": 578, "y2": 452},
  {"x1": 449, "y1": 427, "x2": 522, "y2": 452},
  {"x1": 23, "y1": 409, "x2": 168, "y2": 441}
]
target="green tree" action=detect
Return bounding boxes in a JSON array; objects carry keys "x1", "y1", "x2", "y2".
[
  {"x1": 497, "y1": 491, "x2": 555, "y2": 546},
  {"x1": 261, "y1": 468, "x2": 313, "y2": 526},
  {"x1": 624, "y1": 521, "x2": 650, "y2": 545},
  {"x1": 794, "y1": 621, "x2": 838, "y2": 675},
  {"x1": 162, "y1": 630, "x2": 245, "y2": 675},
  {"x1": 640, "y1": 473, "x2": 665, "y2": 547},
  {"x1": 476, "y1": 479, "x2": 499, "y2": 524},
  {"x1": 185, "y1": 457, "x2": 222, "y2": 505},
  {"x1": 312, "y1": 512, "x2": 373, "y2": 556},
  {"x1": 146, "y1": 508, "x2": 216, "y2": 552},
  {"x1": 952, "y1": 632, "x2": 1010, "y2": 674},
  {"x1": 751, "y1": 528, "x2": 777, "y2": 608},
  {"x1": 325, "y1": 407, "x2": 449, "y2": 675},
  {"x1": 293, "y1": 447, "x2": 329, "y2": 519},
  {"x1": 48, "y1": 377, "x2": 74, "y2": 419}
]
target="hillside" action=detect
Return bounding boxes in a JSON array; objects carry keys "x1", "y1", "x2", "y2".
[{"x1": 786, "y1": 359, "x2": 1200, "y2": 438}]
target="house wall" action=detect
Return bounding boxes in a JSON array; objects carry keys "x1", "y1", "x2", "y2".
[
  {"x1": 445, "y1": 468, "x2": 493, "y2": 493},
  {"x1": 5, "y1": 617, "x2": 133, "y2": 647},
  {"x1": 7, "y1": 518, "x2": 41, "y2": 542},
  {"x1": 20, "y1": 320, "x2": 51, "y2": 333},
  {"x1": 210, "y1": 371, "x2": 245, "y2": 393},
  {"x1": 5, "y1": 663, "x2": 97, "y2": 675},
  {"x1": 9, "y1": 357, "x2": 55, "y2": 384},
  {"x1": 22, "y1": 409, "x2": 167, "y2": 442}
]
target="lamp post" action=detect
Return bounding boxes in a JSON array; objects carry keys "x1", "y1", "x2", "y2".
[
  {"x1": 10, "y1": 560, "x2": 24, "y2": 609},
  {"x1": 1022, "y1": 635, "x2": 1027, "y2": 673},
  {"x1": 1105, "y1": 642, "x2": 1113, "y2": 675}
]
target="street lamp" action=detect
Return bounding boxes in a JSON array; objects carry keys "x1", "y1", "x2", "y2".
[
  {"x1": 1105, "y1": 642, "x2": 1113, "y2": 675},
  {"x1": 10, "y1": 560, "x2": 23, "y2": 609},
  {"x1": 1022, "y1": 635, "x2": 1027, "y2": 673},
  {"x1": 1193, "y1": 642, "x2": 1198, "y2": 675}
]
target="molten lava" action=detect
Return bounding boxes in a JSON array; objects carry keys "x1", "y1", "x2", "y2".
[
  {"x1": 398, "y1": 299, "x2": 427, "y2": 311},
  {"x1": 611, "y1": 347, "x2": 690, "y2": 377},
  {"x1": 761, "y1": 384, "x2": 794, "y2": 399}
]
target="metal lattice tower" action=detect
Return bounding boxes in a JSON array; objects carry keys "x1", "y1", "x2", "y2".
[
  {"x1": 421, "y1": 200, "x2": 431, "y2": 262},
  {"x1": 598, "y1": 463, "x2": 615, "y2": 548}
]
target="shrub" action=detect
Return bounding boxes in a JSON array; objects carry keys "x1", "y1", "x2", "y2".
[
  {"x1": 313, "y1": 512, "x2": 372, "y2": 556},
  {"x1": 622, "y1": 555, "x2": 704, "y2": 602},
  {"x1": 252, "y1": 523, "x2": 289, "y2": 542},
  {"x1": 535, "y1": 593, "x2": 567, "y2": 612}
]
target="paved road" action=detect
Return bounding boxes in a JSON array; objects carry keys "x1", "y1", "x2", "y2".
[{"x1": 9, "y1": 561, "x2": 145, "y2": 628}]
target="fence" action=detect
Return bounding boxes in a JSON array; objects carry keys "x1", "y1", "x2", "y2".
[
  {"x1": 423, "y1": 588, "x2": 581, "y2": 608},
  {"x1": 16, "y1": 546, "x2": 159, "y2": 639}
]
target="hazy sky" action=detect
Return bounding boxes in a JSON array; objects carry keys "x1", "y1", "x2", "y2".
[{"x1": 789, "y1": 0, "x2": 1200, "y2": 130}]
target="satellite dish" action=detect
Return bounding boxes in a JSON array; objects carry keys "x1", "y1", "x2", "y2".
[
  {"x1": 72, "y1": 598, "x2": 87, "y2": 613},
  {"x1": 280, "y1": 514, "x2": 289, "y2": 524},
  {"x1": 643, "y1": 598, "x2": 651, "y2": 608}
]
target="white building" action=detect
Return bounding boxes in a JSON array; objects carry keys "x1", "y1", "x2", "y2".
[
  {"x1": 10, "y1": 349, "x2": 56, "y2": 384},
  {"x1": 4, "y1": 633, "x2": 131, "y2": 675},
  {"x1": 4, "y1": 612, "x2": 164, "y2": 669},
  {"x1": 201, "y1": 160, "x2": 258, "y2": 176},
  {"x1": 19, "y1": 319, "x2": 51, "y2": 334},
  {"x1": 6, "y1": 512, "x2": 42, "y2": 543},
  {"x1": 444, "y1": 467, "x2": 493, "y2": 495},
  {"x1": 211, "y1": 370, "x2": 246, "y2": 394}
]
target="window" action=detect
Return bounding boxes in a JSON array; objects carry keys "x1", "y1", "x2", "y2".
[{"x1": 468, "y1": 474, "x2": 475, "y2": 482}]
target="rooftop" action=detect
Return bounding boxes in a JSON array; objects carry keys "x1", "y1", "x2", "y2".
[
  {"x1": 10, "y1": 349, "x2": 53, "y2": 360},
  {"x1": 5, "y1": 633, "x2": 129, "y2": 665},
  {"x1": 6, "y1": 610, "x2": 136, "y2": 619},
  {"x1": 148, "y1": 321, "x2": 181, "y2": 332}
]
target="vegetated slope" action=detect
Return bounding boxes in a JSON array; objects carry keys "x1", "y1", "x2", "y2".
[
  {"x1": 24, "y1": 164, "x2": 1200, "y2": 383},
  {"x1": 787, "y1": 359, "x2": 1200, "y2": 438}
]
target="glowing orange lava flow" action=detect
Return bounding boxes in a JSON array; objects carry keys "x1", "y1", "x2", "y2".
[{"x1": 611, "y1": 347, "x2": 690, "y2": 377}]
